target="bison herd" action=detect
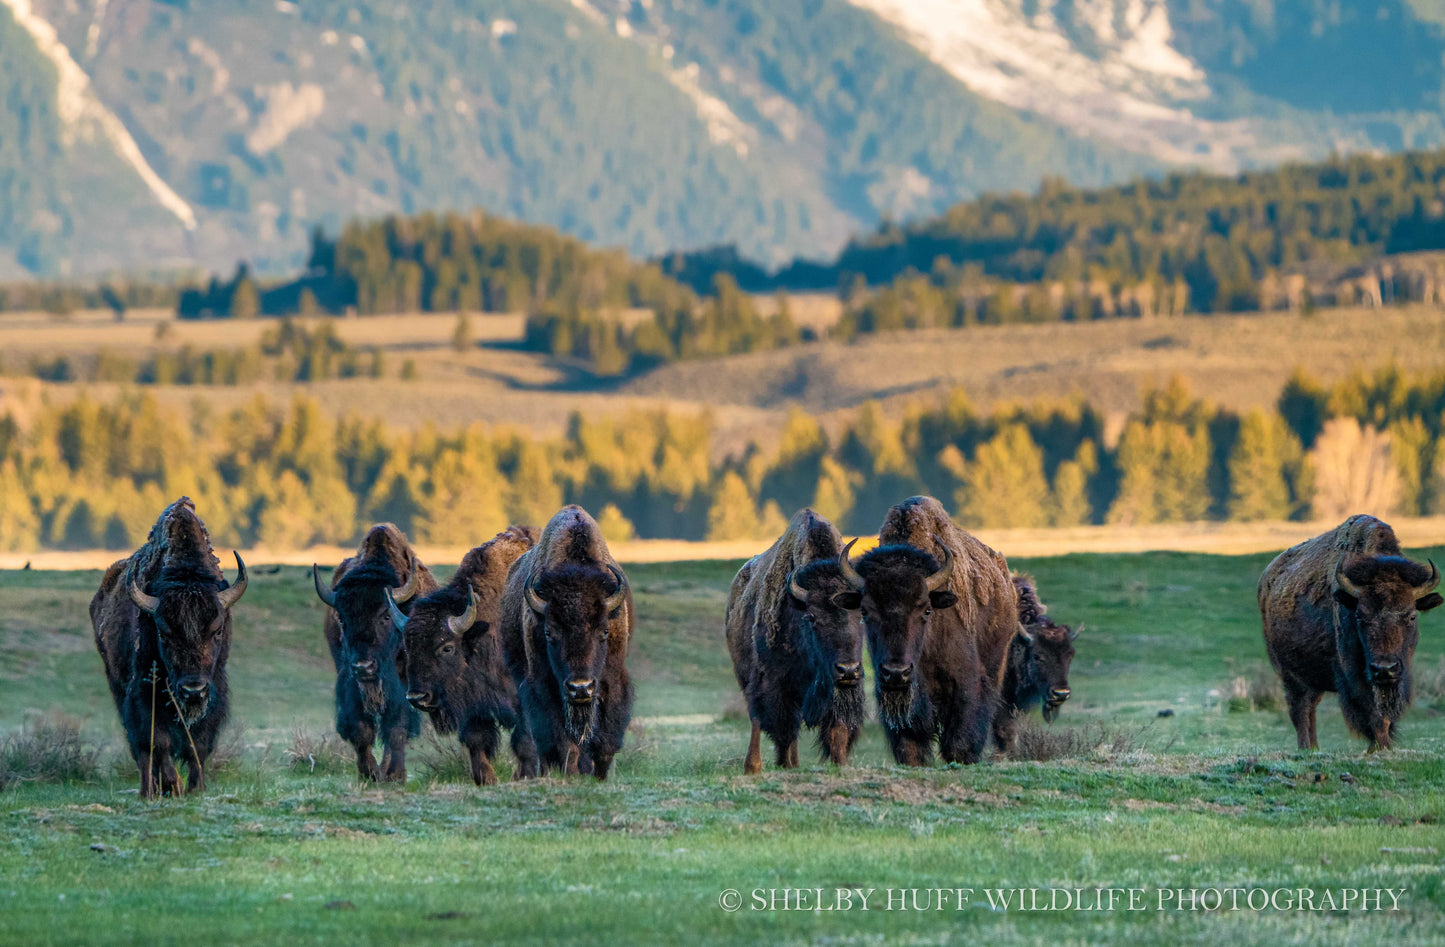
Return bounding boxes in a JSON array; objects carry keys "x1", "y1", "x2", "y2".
[{"x1": 90, "y1": 496, "x2": 1438, "y2": 798}]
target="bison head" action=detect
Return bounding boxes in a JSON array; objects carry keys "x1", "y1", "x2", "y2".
[
  {"x1": 839, "y1": 537, "x2": 956, "y2": 729},
  {"x1": 1334, "y1": 556, "x2": 1442, "y2": 705},
  {"x1": 387, "y1": 585, "x2": 482, "y2": 731},
  {"x1": 315, "y1": 559, "x2": 420, "y2": 706},
  {"x1": 1017, "y1": 619, "x2": 1079, "y2": 722},
  {"x1": 129, "y1": 552, "x2": 248, "y2": 724},
  {"x1": 787, "y1": 556, "x2": 866, "y2": 723},
  {"x1": 524, "y1": 562, "x2": 627, "y2": 742}
]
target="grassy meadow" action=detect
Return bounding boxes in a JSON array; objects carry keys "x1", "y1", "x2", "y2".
[{"x1": 2, "y1": 549, "x2": 1445, "y2": 944}]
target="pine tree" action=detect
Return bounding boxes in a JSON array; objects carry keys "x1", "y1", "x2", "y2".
[{"x1": 0, "y1": 461, "x2": 39, "y2": 552}]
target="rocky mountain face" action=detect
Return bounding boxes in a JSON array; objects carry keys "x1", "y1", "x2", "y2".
[{"x1": 2, "y1": 0, "x2": 1443, "y2": 278}]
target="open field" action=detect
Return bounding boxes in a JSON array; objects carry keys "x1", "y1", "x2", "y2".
[
  {"x1": 3, "y1": 549, "x2": 1445, "y2": 943},
  {"x1": 4, "y1": 304, "x2": 1445, "y2": 457}
]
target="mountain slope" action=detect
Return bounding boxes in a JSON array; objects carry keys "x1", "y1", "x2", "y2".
[{"x1": 6, "y1": 0, "x2": 1445, "y2": 279}]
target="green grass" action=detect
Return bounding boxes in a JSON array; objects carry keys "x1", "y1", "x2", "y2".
[{"x1": 3, "y1": 550, "x2": 1445, "y2": 944}]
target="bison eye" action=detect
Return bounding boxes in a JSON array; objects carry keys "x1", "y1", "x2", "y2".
[{"x1": 439, "y1": 642, "x2": 456, "y2": 657}]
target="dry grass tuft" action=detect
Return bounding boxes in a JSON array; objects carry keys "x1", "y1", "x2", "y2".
[
  {"x1": 414, "y1": 730, "x2": 474, "y2": 784},
  {"x1": 1009, "y1": 719, "x2": 1153, "y2": 762},
  {"x1": 1414, "y1": 656, "x2": 1445, "y2": 711},
  {"x1": 284, "y1": 728, "x2": 353, "y2": 776},
  {"x1": 1224, "y1": 664, "x2": 1285, "y2": 713},
  {"x1": 0, "y1": 713, "x2": 106, "y2": 788}
]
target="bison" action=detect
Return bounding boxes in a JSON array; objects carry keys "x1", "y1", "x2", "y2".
[
  {"x1": 314, "y1": 524, "x2": 437, "y2": 781},
  {"x1": 993, "y1": 573, "x2": 1080, "y2": 752},
  {"x1": 1259, "y1": 515, "x2": 1442, "y2": 751},
  {"x1": 91, "y1": 498, "x2": 247, "y2": 797},
  {"x1": 725, "y1": 509, "x2": 866, "y2": 773},
  {"x1": 499, "y1": 506, "x2": 633, "y2": 779},
  {"x1": 839, "y1": 496, "x2": 1018, "y2": 765},
  {"x1": 387, "y1": 525, "x2": 540, "y2": 785}
]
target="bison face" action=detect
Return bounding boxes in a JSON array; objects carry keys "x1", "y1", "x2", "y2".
[
  {"x1": 1334, "y1": 556, "x2": 1442, "y2": 694},
  {"x1": 389, "y1": 587, "x2": 483, "y2": 730},
  {"x1": 788, "y1": 560, "x2": 866, "y2": 724},
  {"x1": 129, "y1": 553, "x2": 247, "y2": 724},
  {"x1": 316, "y1": 561, "x2": 421, "y2": 708},
  {"x1": 1019, "y1": 620, "x2": 1078, "y2": 722},
  {"x1": 843, "y1": 543, "x2": 956, "y2": 730},
  {"x1": 525, "y1": 563, "x2": 627, "y2": 742}
]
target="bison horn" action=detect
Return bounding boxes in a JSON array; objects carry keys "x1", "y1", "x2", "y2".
[
  {"x1": 313, "y1": 564, "x2": 338, "y2": 608},
  {"x1": 1336, "y1": 565, "x2": 1365, "y2": 602},
  {"x1": 524, "y1": 577, "x2": 548, "y2": 617},
  {"x1": 838, "y1": 538, "x2": 865, "y2": 592},
  {"x1": 129, "y1": 576, "x2": 160, "y2": 615},
  {"x1": 603, "y1": 563, "x2": 628, "y2": 614},
  {"x1": 217, "y1": 552, "x2": 248, "y2": 610},
  {"x1": 391, "y1": 559, "x2": 422, "y2": 604},
  {"x1": 788, "y1": 569, "x2": 809, "y2": 605},
  {"x1": 448, "y1": 589, "x2": 479, "y2": 636},
  {"x1": 385, "y1": 587, "x2": 409, "y2": 633},
  {"x1": 924, "y1": 535, "x2": 953, "y2": 593},
  {"x1": 1069, "y1": 622, "x2": 1084, "y2": 641},
  {"x1": 1014, "y1": 622, "x2": 1034, "y2": 644},
  {"x1": 1416, "y1": 559, "x2": 1441, "y2": 597}
]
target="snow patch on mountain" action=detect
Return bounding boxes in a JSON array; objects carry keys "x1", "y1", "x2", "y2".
[
  {"x1": 0, "y1": 0, "x2": 197, "y2": 229},
  {"x1": 845, "y1": 0, "x2": 1272, "y2": 170}
]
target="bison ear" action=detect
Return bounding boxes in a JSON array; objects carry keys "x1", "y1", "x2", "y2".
[
  {"x1": 830, "y1": 591, "x2": 862, "y2": 611},
  {"x1": 1332, "y1": 588, "x2": 1358, "y2": 611},
  {"x1": 929, "y1": 589, "x2": 958, "y2": 610},
  {"x1": 1416, "y1": 592, "x2": 1444, "y2": 613},
  {"x1": 462, "y1": 620, "x2": 491, "y2": 654}
]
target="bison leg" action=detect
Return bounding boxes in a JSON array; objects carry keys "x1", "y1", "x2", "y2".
[
  {"x1": 590, "y1": 752, "x2": 614, "y2": 781},
  {"x1": 1282, "y1": 677, "x2": 1323, "y2": 750},
  {"x1": 744, "y1": 721, "x2": 763, "y2": 775},
  {"x1": 510, "y1": 723, "x2": 540, "y2": 779},
  {"x1": 820, "y1": 721, "x2": 858, "y2": 767},
  {"x1": 1337, "y1": 687, "x2": 1388, "y2": 752},
  {"x1": 469, "y1": 745, "x2": 498, "y2": 786},
  {"x1": 939, "y1": 677, "x2": 994, "y2": 765},
  {"x1": 883, "y1": 725, "x2": 932, "y2": 767},
  {"x1": 382, "y1": 725, "x2": 409, "y2": 782},
  {"x1": 992, "y1": 707, "x2": 1020, "y2": 755}
]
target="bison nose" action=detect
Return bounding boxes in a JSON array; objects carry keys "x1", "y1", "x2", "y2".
[
  {"x1": 879, "y1": 663, "x2": 913, "y2": 690},
  {"x1": 1049, "y1": 687, "x2": 1071, "y2": 703},
  {"x1": 565, "y1": 679, "x2": 596, "y2": 704},
  {"x1": 1370, "y1": 660, "x2": 1401, "y2": 683},
  {"x1": 177, "y1": 678, "x2": 208, "y2": 699},
  {"x1": 406, "y1": 690, "x2": 434, "y2": 709},
  {"x1": 834, "y1": 662, "x2": 862, "y2": 685}
]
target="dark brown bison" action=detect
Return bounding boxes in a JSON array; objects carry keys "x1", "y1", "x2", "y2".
[
  {"x1": 91, "y1": 498, "x2": 247, "y2": 798},
  {"x1": 993, "y1": 573, "x2": 1080, "y2": 752},
  {"x1": 725, "y1": 509, "x2": 866, "y2": 774},
  {"x1": 314, "y1": 524, "x2": 437, "y2": 781},
  {"x1": 839, "y1": 496, "x2": 1018, "y2": 765},
  {"x1": 499, "y1": 506, "x2": 633, "y2": 779},
  {"x1": 387, "y1": 525, "x2": 539, "y2": 785},
  {"x1": 1260, "y1": 515, "x2": 1442, "y2": 751}
]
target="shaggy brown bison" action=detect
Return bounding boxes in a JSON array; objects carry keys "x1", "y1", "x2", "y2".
[
  {"x1": 499, "y1": 506, "x2": 633, "y2": 779},
  {"x1": 840, "y1": 496, "x2": 1018, "y2": 765},
  {"x1": 91, "y1": 498, "x2": 247, "y2": 797},
  {"x1": 1260, "y1": 515, "x2": 1442, "y2": 751},
  {"x1": 725, "y1": 509, "x2": 866, "y2": 773},
  {"x1": 993, "y1": 573, "x2": 1080, "y2": 752},
  {"x1": 387, "y1": 525, "x2": 539, "y2": 785},
  {"x1": 315, "y1": 524, "x2": 437, "y2": 781}
]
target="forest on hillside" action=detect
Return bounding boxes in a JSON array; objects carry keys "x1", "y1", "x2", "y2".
[{"x1": 1, "y1": 367, "x2": 1441, "y2": 551}]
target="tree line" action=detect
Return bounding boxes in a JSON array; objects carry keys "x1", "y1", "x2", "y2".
[{"x1": 1, "y1": 367, "x2": 1442, "y2": 551}]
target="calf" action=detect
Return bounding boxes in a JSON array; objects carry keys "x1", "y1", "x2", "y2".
[{"x1": 993, "y1": 574, "x2": 1080, "y2": 752}]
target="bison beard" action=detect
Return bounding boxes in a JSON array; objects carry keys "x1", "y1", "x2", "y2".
[
  {"x1": 826, "y1": 679, "x2": 867, "y2": 731},
  {"x1": 563, "y1": 697, "x2": 598, "y2": 744},
  {"x1": 877, "y1": 684, "x2": 918, "y2": 732}
]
